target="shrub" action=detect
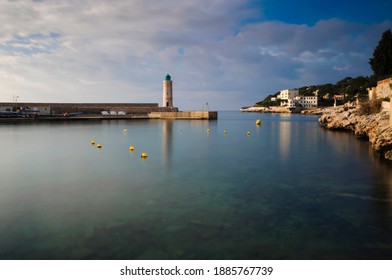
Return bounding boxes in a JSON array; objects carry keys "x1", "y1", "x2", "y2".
[{"x1": 358, "y1": 99, "x2": 382, "y2": 115}]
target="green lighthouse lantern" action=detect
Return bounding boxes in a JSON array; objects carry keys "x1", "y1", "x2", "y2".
[{"x1": 165, "y1": 74, "x2": 171, "y2": 81}]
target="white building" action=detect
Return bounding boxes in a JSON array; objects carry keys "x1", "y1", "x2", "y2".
[
  {"x1": 277, "y1": 88, "x2": 317, "y2": 108},
  {"x1": 278, "y1": 89, "x2": 299, "y2": 100},
  {"x1": 280, "y1": 99, "x2": 296, "y2": 108},
  {"x1": 278, "y1": 89, "x2": 299, "y2": 108},
  {"x1": 294, "y1": 95, "x2": 318, "y2": 107}
]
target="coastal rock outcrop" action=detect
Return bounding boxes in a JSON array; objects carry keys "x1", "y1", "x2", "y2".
[
  {"x1": 241, "y1": 106, "x2": 291, "y2": 113},
  {"x1": 319, "y1": 106, "x2": 392, "y2": 160}
]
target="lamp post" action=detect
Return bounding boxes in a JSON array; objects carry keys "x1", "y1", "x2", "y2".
[{"x1": 12, "y1": 95, "x2": 19, "y2": 110}]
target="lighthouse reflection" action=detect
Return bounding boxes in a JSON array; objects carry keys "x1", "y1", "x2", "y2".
[{"x1": 161, "y1": 119, "x2": 174, "y2": 168}]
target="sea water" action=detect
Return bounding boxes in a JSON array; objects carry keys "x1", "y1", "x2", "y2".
[{"x1": 0, "y1": 111, "x2": 391, "y2": 259}]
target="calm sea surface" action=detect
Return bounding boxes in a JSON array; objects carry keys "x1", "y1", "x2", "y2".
[{"x1": 0, "y1": 111, "x2": 391, "y2": 259}]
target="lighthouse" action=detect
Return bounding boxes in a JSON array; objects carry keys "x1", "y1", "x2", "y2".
[{"x1": 163, "y1": 74, "x2": 173, "y2": 107}]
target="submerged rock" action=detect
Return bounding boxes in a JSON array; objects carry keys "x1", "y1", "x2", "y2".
[
  {"x1": 319, "y1": 105, "x2": 392, "y2": 161},
  {"x1": 385, "y1": 150, "x2": 392, "y2": 160}
]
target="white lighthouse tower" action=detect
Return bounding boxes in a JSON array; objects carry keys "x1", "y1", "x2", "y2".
[{"x1": 163, "y1": 73, "x2": 173, "y2": 107}]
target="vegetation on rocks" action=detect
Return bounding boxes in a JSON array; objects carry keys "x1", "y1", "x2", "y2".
[{"x1": 358, "y1": 99, "x2": 383, "y2": 115}]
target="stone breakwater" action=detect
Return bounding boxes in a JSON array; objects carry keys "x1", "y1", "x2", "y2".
[{"x1": 319, "y1": 106, "x2": 392, "y2": 160}]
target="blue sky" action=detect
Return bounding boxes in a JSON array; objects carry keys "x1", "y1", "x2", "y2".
[
  {"x1": 0, "y1": 0, "x2": 391, "y2": 110},
  {"x1": 261, "y1": 0, "x2": 392, "y2": 24}
]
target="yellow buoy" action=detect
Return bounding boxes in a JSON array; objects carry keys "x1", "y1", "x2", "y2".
[
  {"x1": 247, "y1": 131, "x2": 251, "y2": 136},
  {"x1": 224, "y1": 130, "x2": 227, "y2": 134},
  {"x1": 97, "y1": 144, "x2": 102, "y2": 149},
  {"x1": 207, "y1": 128, "x2": 210, "y2": 133},
  {"x1": 91, "y1": 140, "x2": 95, "y2": 145},
  {"x1": 256, "y1": 119, "x2": 261, "y2": 125},
  {"x1": 141, "y1": 152, "x2": 148, "y2": 159},
  {"x1": 129, "y1": 145, "x2": 135, "y2": 151},
  {"x1": 122, "y1": 129, "x2": 128, "y2": 132}
]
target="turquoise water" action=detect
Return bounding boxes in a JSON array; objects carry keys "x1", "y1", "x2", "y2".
[{"x1": 0, "y1": 111, "x2": 391, "y2": 259}]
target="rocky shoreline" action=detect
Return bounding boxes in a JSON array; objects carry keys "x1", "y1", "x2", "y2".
[
  {"x1": 241, "y1": 106, "x2": 292, "y2": 113},
  {"x1": 240, "y1": 105, "x2": 318, "y2": 114},
  {"x1": 318, "y1": 106, "x2": 392, "y2": 161},
  {"x1": 241, "y1": 104, "x2": 392, "y2": 160}
]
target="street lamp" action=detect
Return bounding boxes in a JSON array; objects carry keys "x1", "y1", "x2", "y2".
[{"x1": 12, "y1": 95, "x2": 19, "y2": 110}]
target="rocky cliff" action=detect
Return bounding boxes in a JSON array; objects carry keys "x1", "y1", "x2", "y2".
[{"x1": 319, "y1": 106, "x2": 392, "y2": 160}]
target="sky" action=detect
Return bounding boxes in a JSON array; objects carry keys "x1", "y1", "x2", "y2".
[{"x1": 0, "y1": 0, "x2": 391, "y2": 110}]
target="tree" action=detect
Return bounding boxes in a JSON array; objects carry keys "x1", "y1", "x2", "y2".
[{"x1": 369, "y1": 29, "x2": 392, "y2": 77}]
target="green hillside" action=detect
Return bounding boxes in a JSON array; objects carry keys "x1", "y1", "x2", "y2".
[{"x1": 255, "y1": 75, "x2": 378, "y2": 107}]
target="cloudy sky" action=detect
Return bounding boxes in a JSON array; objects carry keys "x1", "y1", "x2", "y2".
[{"x1": 1, "y1": 0, "x2": 391, "y2": 110}]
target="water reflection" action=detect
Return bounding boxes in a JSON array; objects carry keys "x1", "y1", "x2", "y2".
[
  {"x1": 368, "y1": 149, "x2": 392, "y2": 221},
  {"x1": 278, "y1": 121, "x2": 291, "y2": 161},
  {"x1": 161, "y1": 120, "x2": 174, "y2": 169},
  {"x1": 320, "y1": 127, "x2": 392, "y2": 234}
]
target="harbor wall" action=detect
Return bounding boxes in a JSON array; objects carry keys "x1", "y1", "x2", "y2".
[{"x1": 0, "y1": 102, "x2": 178, "y2": 114}]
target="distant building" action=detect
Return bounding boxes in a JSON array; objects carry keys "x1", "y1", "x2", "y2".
[
  {"x1": 277, "y1": 89, "x2": 317, "y2": 108},
  {"x1": 278, "y1": 89, "x2": 299, "y2": 100},
  {"x1": 333, "y1": 94, "x2": 345, "y2": 101},
  {"x1": 294, "y1": 95, "x2": 318, "y2": 107},
  {"x1": 280, "y1": 98, "x2": 296, "y2": 108},
  {"x1": 278, "y1": 89, "x2": 299, "y2": 108}
]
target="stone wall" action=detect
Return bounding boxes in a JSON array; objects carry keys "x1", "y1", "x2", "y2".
[
  {"x1": 376, "y1": 78, "x2": 392, "y2": 99},
  {"x1": 381, "y1": 101, "x2": 390, "y2": 112},
  {"x1": 368, "y1": 77, "x2": 392, "y2": 101}
]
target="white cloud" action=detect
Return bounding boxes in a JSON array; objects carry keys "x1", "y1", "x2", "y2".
[{"x1": 0, "y1": 0, "x2": 391, "y2": 109}]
